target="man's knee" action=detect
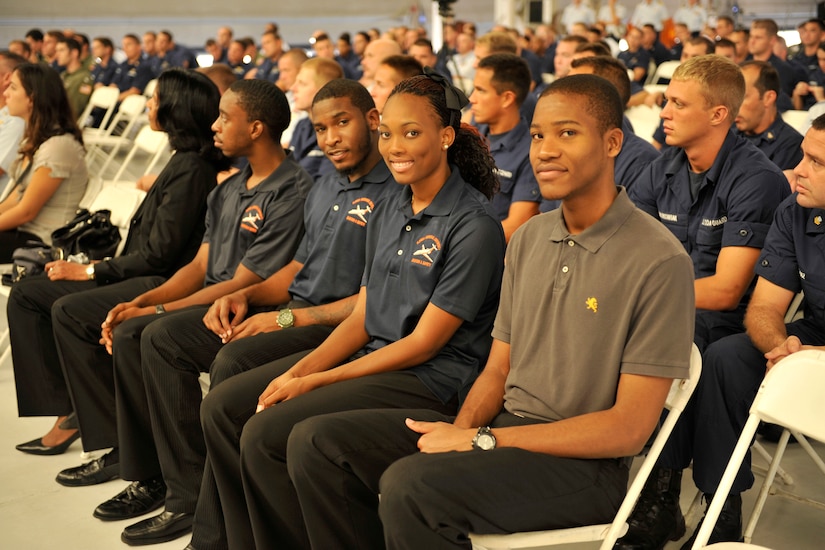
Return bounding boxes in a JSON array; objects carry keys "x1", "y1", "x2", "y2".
[
  {"x1": 703, "y1": 333, "x2": 765, "y2": 392},
  {"x1": 379, "y1": 454, "x2": 444, "y2": 519},
  {"x1": 210, "y1": 345, "x2": 248, "y2": 386}
]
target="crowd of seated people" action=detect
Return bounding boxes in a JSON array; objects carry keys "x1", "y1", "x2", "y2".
[{"x1": 4, "y1": 6, "x2": 825, "y2": 549}]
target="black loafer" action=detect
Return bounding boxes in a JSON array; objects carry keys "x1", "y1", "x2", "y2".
[
  {"x1": 121, "y1": 510, "x2": 193, "y2": 546},
  {"x1": 16, "y1": 431, "x2": 80, "y2": 456},
  {"x1": 56, "y1": 455, "x2": 119, "y2": 486},
  {"x1": 94, "y1": 477, "x2": 166, "y2": 521}
]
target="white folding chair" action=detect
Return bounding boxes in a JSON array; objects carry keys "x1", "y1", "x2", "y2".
[
  {"x1": 647, "y1": 60, "x2": 681, "y2": 85},
  {"x1": 143, "y1": 78, "x2": 158, "y2": 99},
  {"x1": 471, "y1": 344, "x2": 702, "y2": 550},
  {"x1": 76, "y1": 86, "x2": 120, "y2": 133},
  {"x1": 625, "y1": 104, "x2": 662, "y2": 145},
  {"x1": 780, "y1": 110, "x2": 809, "y2": 135},
  {"x1": 85, "y1": 184, "x2": 147, "y2": 256},
  {"x1": 690, "y1": 349, "x2": 825, "y2": 549},
  {"x1": 84, "y1": 94, "x2": 148, "y2": 177},
  {"x1": 109, "y1": 125, "x2": 169, "y2": 184}
]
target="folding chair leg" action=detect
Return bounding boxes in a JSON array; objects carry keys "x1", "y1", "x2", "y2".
[
  {"x1": 743, "y1": 429, "x2": 791, "y2": 543},
  {"x1": 752, "y1": 440, "x2": 794, "y2": 485}
]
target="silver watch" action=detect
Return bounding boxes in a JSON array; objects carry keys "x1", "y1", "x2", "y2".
[
  {"x1": 276, "y1": 308, "x2": 294, "y2": 329},
  {"x1": 471, "y1": 426, "x2": 496, "y2": 451}
]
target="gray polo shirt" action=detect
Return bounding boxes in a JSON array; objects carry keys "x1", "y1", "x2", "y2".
[{"x1": 494, "y1": 188, "x2": 695, "y2": 422}]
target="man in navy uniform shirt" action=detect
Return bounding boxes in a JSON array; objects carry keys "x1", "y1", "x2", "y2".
[
  {"x1": 112, "y1": 34, "x2": 154, "y2": 102},
  {"x1": 469, "y1": 53, "x2": 540, "y2": 242},
  {"x1": 249, "y1": 30, "x2": 283, "y2": 83},
  {"x1": 636, "y1": 115, "x2": 825, "y2": 548},
  {"x1": 617, "y1": 54, "x2": 790, "y2": 550},
  {"x1": 735, "y1": 61, "x2": 803, "y2": 171}
]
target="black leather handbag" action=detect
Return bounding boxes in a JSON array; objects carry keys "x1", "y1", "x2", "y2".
[{"x1": 50, "y1": 208, "x2": 122, "y2": 261}]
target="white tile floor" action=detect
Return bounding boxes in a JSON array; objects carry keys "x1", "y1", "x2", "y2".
[{"x1": 0, "y1": 343, "x2": 823, "y2": 549}]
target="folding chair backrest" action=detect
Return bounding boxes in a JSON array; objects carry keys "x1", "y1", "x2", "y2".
[
  {"x1": 86, "y1": 184, "x2": 147, "y2": 256},
  {"x1": 77, "y1": 86, "x2": 120, "y2": 130},
  {"x1": 111, "y1": 126, "x2": 169, "y2": 183},
  {"x1": 754, "y1": 349, "x2": 825, "y2": 442},
  {"x1": 650, "y1": 60, "x2": 680, "y2": 84},
  {"x1": 143, "y1": 78, "x2": 158, "y2": 99}
]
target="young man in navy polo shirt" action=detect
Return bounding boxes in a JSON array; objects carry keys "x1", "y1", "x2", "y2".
[
  {"x1": 469, "y1": 53, "x2": 540, "y2": 242},
  {"x1": 618, "y1": 54, "x2": 790, "y2": 550},
  {"x1": 52, "y1": 80, "x2": 312, "y2": 544},
  {"x1": 126, "y1": 79, "x2": 393, "y2": 548}
]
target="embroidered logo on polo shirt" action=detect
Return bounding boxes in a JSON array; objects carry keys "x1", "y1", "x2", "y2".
[
  {"x1": 494, "y1": 168, "x2": 513, "y2": 179},
  {"x1": 815, "y1": 216, "x2": 822, "y2": 226},
  {"x1": 241, "y1": 206, "x2": 264, "y2": 233},
  {"x1": 346, "y1": 198, "x2": 375, "y2": 227},
  {"x1": 659, "y1": 212, "x2": 677, "y2": 222},
  {"x1": 800, "y1": 270, "x2": 806, "y2": 280},
  {"x1": 586, "y1": 297, "x2": 598, "y2": 313},
  {"x1": 411, "y1": 235, "x2": 441, "y2": 267}
]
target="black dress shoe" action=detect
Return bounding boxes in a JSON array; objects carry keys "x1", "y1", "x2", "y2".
[
  {"x1": 680, "y1": 493, "x2": 743, "y2": 549},
  {"x1": 94, "y1": 477, "x2": 166, "y2": 521},
  {"x1": 121, "y1": 510, "x2": 193, "y2": 546},
  {"x1": 56, "y1": 455, "x2": 119, "y2": 486},
  {"x1": 16, "y1": 431, "x2": 80, "y2": 456}
]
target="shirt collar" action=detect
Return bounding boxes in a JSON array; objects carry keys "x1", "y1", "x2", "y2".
[
  {"x1": 333, "y1": 158, "x2": 392, "y2": 190},
  {"x1": 396, "y1": 164, "x2": 467, "y2": 218},
  {"x1": 548, "y1": 187, "x2": 636, "y2": 253},
  {"x1": 482, "y1": 117, "x2": 530, "y2": 153}
]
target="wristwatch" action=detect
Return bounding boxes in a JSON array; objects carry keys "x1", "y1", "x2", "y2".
[
  {"x1": 85, "y1": 264, "x2": 95, "y2": 280},
  {"x1": 276, "y1": 308, "x2": 295, "y2": 329},
  {"x1": 155, "y1": 304, "x2": 166, "y2": 315},
  {"x1": 471, "y1": 426, "x2": 496, "y2": 451}
]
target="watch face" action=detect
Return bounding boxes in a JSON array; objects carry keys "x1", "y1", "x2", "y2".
[
  {"x1": 277, "y1": 309, "x2": 294, "y2": 328},
  {"x1": 477, "y1": 434, "x2": 495, "y2": 450}
]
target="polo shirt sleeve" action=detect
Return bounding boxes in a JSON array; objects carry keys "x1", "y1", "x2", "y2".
[
  {"x1": 754, "y1": 196, "x2": 802, "y2": 293},
  {"x1": 240, "y1": 191, "x2": 306, "y2": 280},
  {"x1": 720, "y1": 166, "x2": 789, "y2": 250},
  {"x1": 429, "y1": 213, "x2": 506, "y2": 322},
  {"x1": 621, "y1": 251, "x2": 695, "y2": 378},
  {"x1": 491, "y1": 237, "x2": 517, "y2": 344}
]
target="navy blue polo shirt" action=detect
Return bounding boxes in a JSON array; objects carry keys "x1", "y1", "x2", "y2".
[
  {"x1": 289, "y1": 160, "x2": 397, "y2": 306},
  {"x1": 541, "y1": 117, "x2": 658, "y2": 213},
  {"x1": 254, "y1": 58, "x2": 280, "y2": 83},
  {"x1": 736, "y1": 116, "x2": 803, "y2": 171},
  {"x1": 91, "y1": 61, "x2": 119, "y2": 87},
  {"x1": 361, "y1": 166, "x2": 506, "y2": 403},
  {"x1": 479, "y1": 118, "x2": 541, "y2": 221},
  {"x1": 289, "y1": 117, "x2": 335, "y2": 181},
  {"x1": 757, "y1": 194, "x2": 825, "y2": 328},
  {"x1": 618, "y1": 49, "x2": 651, "y2": 83},
  {"x1": 112, "y1": 59, "x2": 154, "y2": 94},
  {"x1": 203, "y1": 153, "x2": 313, "y2": 285},
  {"x1": 629, "y1": 130, "x2": 790, "y2": 296}
]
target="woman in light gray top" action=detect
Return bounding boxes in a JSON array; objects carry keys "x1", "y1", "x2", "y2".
[{"x1": 0, "y1": 62, "x2": 87, "y2": 261}]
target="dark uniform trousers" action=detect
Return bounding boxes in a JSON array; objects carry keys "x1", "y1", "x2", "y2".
[
  {"x1": 195, "y1": 363, "x2": 457, "y2": 550},
  {"x1": 9, "y1": 274, "x2": 160, "y2": 424},
  {"x1": 128, "y1": 306, "x2": 334, "y2": 519},
  {"x1": 659, "y1": 317, "x2": 825, "y2": 494},
  {"x1": 51, "y1": 276, "x2": 165, "y2": 451},
  {"x1": 287, "y1": 409, "x2": 629, "y2": 550}
]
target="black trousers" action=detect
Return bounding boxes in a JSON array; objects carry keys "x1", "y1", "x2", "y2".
[
  {"x1": 288, "y1": 409, "x2": 629, "y2": 550},
  {"x1": 9, "y1": 275, "x2": 160, "y2": 419},
  {"x1": 51, "y1": 276, "x2": 165, "y2": 451},
  {"x1": 196, "y1": 362, "x2": 456, "y2": 550},
  {"x1": 127, "y1": 306, "x2": 333, "y2": 516}
]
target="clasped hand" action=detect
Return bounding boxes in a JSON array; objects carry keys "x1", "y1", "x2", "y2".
[
  {"x1": 99, "y1": 302, "x2": 153, "y2": 354},
  {"x1": 405, "y1": 418, "x2": 475, "y2": 453}
]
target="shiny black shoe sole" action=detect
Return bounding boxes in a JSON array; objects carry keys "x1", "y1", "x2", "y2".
[{"x1": 15, "y1": 431, "x2": 80, "y2": 456}]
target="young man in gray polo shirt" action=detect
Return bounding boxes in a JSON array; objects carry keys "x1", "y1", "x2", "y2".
[{"x1": 280, "y1": 74, "x2": 696, "y2": 549}]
